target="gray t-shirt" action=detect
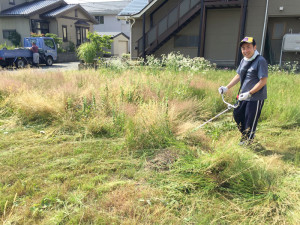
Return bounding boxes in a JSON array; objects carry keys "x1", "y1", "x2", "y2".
[{"x1": 236, "y1": 55, "x2": 268, "y2": 101}]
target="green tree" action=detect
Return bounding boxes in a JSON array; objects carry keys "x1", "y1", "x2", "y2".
[
  {"x1": 77, "y1": 32, "x2": 113, "y2": 63},
  {"x1": 86, "y1": 31, "x2": 112, "y2": 55}
]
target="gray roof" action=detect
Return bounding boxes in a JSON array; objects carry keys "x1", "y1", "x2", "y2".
[
  {"x1": 0, "y1": 0, "x2": 63, "y2": 16},
  {"x1": 42, "y1": 4, "x2": 76, "y2": 17},
  {"x1": 81, "y1": 1, "x2": 131, "y2": 15},
  {"x1": 118, "y1": 0, "x2": 148, "y2": 16}
]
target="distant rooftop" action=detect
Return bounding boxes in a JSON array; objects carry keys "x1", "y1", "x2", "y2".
[
  {"x1": 0, "y1": 0, "x2": 63, "y2": 16},
  {"x1": 81, "y1": 1, "x2": 131, "y2": 15},
  {"x1": 118, "y1": 0, "x2": 148, "y2": 17}
]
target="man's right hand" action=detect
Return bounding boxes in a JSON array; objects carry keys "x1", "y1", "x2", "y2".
[{"x1": 218, "y1": 86, "x2": 228, "y2": 94}]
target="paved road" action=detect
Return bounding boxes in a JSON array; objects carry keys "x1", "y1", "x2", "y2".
[
  {"x1": 37, "y1": 61, "x2": 80, "y2": 71},
  {"x1": 0, "y1": 61, "x2": 80, "y2": 72}
]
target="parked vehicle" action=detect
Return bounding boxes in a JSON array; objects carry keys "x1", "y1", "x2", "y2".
[{"x1": 0, "y1": 37, "x2": 57, "y2": 68}]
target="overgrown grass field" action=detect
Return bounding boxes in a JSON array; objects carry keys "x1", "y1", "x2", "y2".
[{"x1": 0, "y1": 57, "x2": 299, "y2": 224}]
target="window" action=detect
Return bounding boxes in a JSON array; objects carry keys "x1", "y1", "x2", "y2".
[
  {"x1": 76, "y1": 27, "x2": 81, "y2": 45},
  {"x1": 75, "y1": 9, "x2": 78, "y2": 17},
  {"x1": 174, "y1": 35, "x2": 198, "y2": 47},
  {"x1": 76, "y1": 27, "x2": 89, "y2": 45},
  {"x1": 44, "y1": 39, "x2": 55, "y2": 49},
  {"x1": 272, "y1": 22, "x2": 286, "y2": 39},
  {"x1": 9, "y1": 0, "x2": 15, "y2": 5},
  {"x1": 62, "y1": 25, "x2": 68, "y2": 42},
  {"x1": 31, "y1": 20, "x2": 49, "y2": 34},
  {"x1": 82, "y1": 28, "x2": 89, "y2": 42},
  {"x1": 95, "y1": 16, "x2": 104, "y2": 24},
  {"x1": 3, "y1": 29, "x2": 16, "y2": 39}
]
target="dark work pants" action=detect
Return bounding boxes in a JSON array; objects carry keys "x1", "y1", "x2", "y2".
[{"x1": 233, "y1": 100, "x2": 264, "y2": 140}]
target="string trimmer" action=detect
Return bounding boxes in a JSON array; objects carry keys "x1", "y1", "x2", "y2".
[{"x1": 188, "y1": 94, "x2": 239, "y2": 134}]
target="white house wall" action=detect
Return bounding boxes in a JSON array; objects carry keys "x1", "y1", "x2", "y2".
[{"x1": 93, "y1": 15, "x2": 130, "y2": 38}]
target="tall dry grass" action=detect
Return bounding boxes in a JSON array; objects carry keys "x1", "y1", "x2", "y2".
[{"x1": 0, "y1": 68, "x2": 223, "y2": 142}]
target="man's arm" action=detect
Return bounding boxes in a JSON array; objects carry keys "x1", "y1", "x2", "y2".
[
  {"x1": 226, "y1": 74, "x2": 240, "y2": 89},
  {"x1": 249, "y1": 77, "x2": 267, "y2": 95}
]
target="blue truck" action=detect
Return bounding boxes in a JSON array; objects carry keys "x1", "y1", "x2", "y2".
[{"x1": 0, "y1": 37, "x2": 57, "y2": 68}]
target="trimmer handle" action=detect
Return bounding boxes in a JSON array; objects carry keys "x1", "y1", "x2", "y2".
[{"x1": 221, "y1": 94, "x2": 239, "y2": 109}]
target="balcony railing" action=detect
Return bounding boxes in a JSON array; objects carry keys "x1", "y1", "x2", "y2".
[
  {"x1": 137, "y1": 0, "x2": 242, "y2": 57},
  {"x1": 138, "y1": 0, "x2": 201, "y2": 56}
]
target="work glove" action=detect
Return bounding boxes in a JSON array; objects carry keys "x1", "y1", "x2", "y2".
[
  {"x1": 238, "y1": 91, "x2": 252, "y2": 101},
  {"x1": 218, "y1": 86, "x2": 228, "y2": 94}
]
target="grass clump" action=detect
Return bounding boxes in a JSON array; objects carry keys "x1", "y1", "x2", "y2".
[{"x1": 125, "y1": 100, "x2": 174, "y2": 150}]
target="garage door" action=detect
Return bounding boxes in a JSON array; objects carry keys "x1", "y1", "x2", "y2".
[
  {"x1": 204, "y1": 8, "x2": 240, "y2": 66},
  {"x1": 116, "y1": 40, "x2": 128, "y2": 57}
]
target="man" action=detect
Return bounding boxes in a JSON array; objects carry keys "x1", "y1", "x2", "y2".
[
  {"x1": 30, "y1": 42, "x2": 39, "y2": 67},
  {"x1": 218, "y1": 37, "x2": 268, "y2": 145}
]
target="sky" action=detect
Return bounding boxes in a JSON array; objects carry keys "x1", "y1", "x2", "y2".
[{"x1": 65, "y1": 0, "x2": 130, "y2": 3}]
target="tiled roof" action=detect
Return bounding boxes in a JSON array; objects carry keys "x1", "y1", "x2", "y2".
[
  {"x1": 42, "y1": 4, "x2": 76, "y2": 17},
  {"x1": 0, "y1": 0, "x2": 62, "y2": 16},
  {"x1": 118, "y1": 0, "x2": 148, "y2": 16},
  {"x1": 81, "y1": 1, "x2": 131, "y2": 15}
]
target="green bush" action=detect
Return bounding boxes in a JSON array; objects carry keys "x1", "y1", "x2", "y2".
[
  {"x1": 77, "y1": 32, "x2": 113, "y2": 64},
  {"x1": 68, "y1": 41, "x2": 76, "y2": 52},
  {"x1": 77, "y1": 42, "x2": 98, "y2": 64},
  {"x1": 145, "y1": 52, "x2": 216, "y2": 72},
  {"x1": 45, "y1": 33, "x2": 62, "y2": 47},
  {"x1": 0, "y1": 42, "x2": 15, "y2": 50}
]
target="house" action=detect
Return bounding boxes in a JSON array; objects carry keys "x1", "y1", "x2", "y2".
[
  {"x1": 96, "y1": 32, "x2": 129, "y2": 57},
  {"x1": 81, "y1": 0, "x2": 131, "y2": 56},
  {"x1": 0, "y1": 0, "x2": 97, "y2": 48},
  {"x1": 118, "y1": 0, "x2": 300, "y2": 66}
]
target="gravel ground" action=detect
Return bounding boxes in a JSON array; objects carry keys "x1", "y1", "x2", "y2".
[{"x1": 0, "y1": 61, "x2": 80, "y2": 72}]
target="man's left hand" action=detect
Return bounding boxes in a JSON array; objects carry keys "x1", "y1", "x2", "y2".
[{"x1": 238, "y1": 91, "x2": 252, "y2": 101}]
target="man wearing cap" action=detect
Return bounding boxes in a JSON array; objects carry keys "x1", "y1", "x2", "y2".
[
  {"x1": 30, "y1": 42, "x2": 39, "y2": 67},
  {"x1": 218, "y1": 37, "x2": 268, "y2": 145}
]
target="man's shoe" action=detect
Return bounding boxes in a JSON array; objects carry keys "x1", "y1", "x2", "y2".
[
  {"x1": 238, "y1": 138, "x2": 253, "y2": 146},
  {"x1": 239, "y1": 140, "x2": 247, "y2": 146}
]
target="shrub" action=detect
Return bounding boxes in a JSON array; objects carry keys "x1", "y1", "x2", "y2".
[
  {"x1": 68, "y1": 41, "x2": 76, "y2": 52},
  {"x1": 77, "y1": 42, "x2": 98, "y2": 64},
  {"x1": 87, "y1": 32, "x2": 112, "y2": 55},
  {"x1": 77, "y1": 32, "x2": 113, "y2": 64},
  {"x1": 146, "y1": 55, "x2": 164, "y2": 68},
  {"x1": 145, "y1": 52, "x2": 216, "y2": 72},
  {"x1": 0, "y1": 43, "x2": 15, "y2": 50},
  {"x1": 45, "y1": 33, "x2": 62, "y2": 47}
]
